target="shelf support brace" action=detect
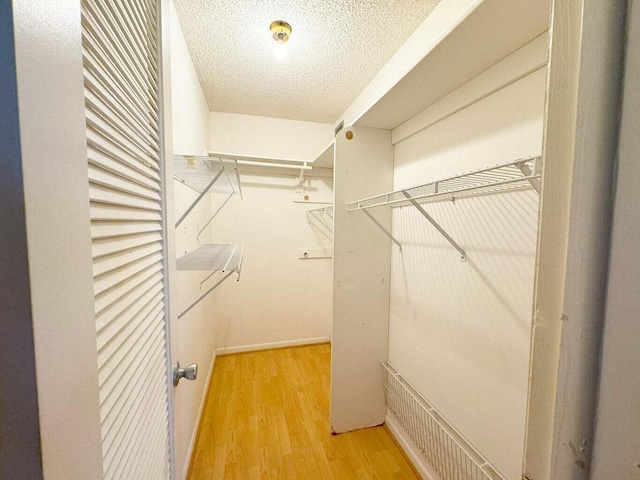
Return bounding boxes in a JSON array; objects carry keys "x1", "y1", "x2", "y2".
[
  {"x1": 197, "y1": 192, "x2": 234, "y2": 241},
  {"x1": 515, "y1": 161, "x2": 541, "y2": 194},
  {"x1": 362, "y1": 209, "x2": 402, "y2": 252},
  {"x1": 402, "y1": 191, "x2": 467, "y2": 261},
  {"x1": 175, "y1": 167, "x2": 225, "y2": 228},
  {"x1": 179, "y1": 270, "x2": 235, "y2": 319}
]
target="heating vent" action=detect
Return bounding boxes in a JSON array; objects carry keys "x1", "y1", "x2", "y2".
[
  {"x1": 382, "y1": 362, "x2": 505, "y2": 480},
  {"x1": 335, "y1": 120, "x2": 344, "y2": 136}
]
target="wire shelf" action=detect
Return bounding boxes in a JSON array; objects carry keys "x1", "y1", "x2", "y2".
[
  {"x1": 176, "y1": 243, "x2": 243, "y2": 272},
  {"x1": 173, "y1": 155, "x2": 242, "y2": 196},
  {"x1": 348, "y1": 157, "x2": 541, "y2": 211},
  {"x1": 306, "y1": 205, "x2": 334, "y2": 244},
  {"x1": 382, "y1": 362, "x2": 505, "y2": 480},
  {"x1": 176, "y1": 244, "x2": 244, "y2": 319},
  {"x1": 173, "y1": 155, "x2": 243, "y2": 228}
]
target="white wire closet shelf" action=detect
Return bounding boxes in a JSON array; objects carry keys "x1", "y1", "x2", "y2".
[
  {"x1": 306, "y1": 205, "x2": 334, "y2": 244},
  {"x1": 173, "y1": 155, "x2": 242, "y2": 227},
  {"x1": 348, "y1": 157, "x2": 540, "y2": 211},
  {"x1": 176, "y1": 243, "x2": 243, "y2": 272},
  {"x1": 176, "y1": 244, "x2": 244, "y2": 319},
  {"x1": 348, "y1": 157, "x2": 542, "y2": 261},
  {"x1": 381, "y1": 362, "x2": 505, "y2": 480}
]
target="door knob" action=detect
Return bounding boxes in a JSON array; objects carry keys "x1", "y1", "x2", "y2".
[{"x1": 173, "y1": 362, "x2": 198, "y2": 386}]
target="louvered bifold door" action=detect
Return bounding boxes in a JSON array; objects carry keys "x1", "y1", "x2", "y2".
[{"x1": 81, "y1": 1, "x2": 172, "y2": 479}]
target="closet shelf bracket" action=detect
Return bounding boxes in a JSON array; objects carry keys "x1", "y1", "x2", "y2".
[
  {"x1": 515, "y1": 158, "x2": 541, "y2": 194},
  {"x1": 362, "y1": 209, "x2": 402, "y2": 252},
  {"x1": 177, "y1": 244, "x2": 244, "y2": 319},
  {"x1": 346, "y1": 157, "x2": 543, "y2": 261},
  {"x1": 176, "y1": 167, "x2": 224, "y2": 227},
  {"x1": 173, "y1": 155, "x2": 242, "y2": 228},
  {"x1": 197, "y1": 192, "x2": 234, "y2": 241},
  {"x1": 402, "y1": 191, "x2": 465, "y2": 261}
]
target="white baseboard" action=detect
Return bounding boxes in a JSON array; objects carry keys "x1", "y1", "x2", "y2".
[
  {"x1": 385, "y1": 413, "x2": 442, "y2": 480},
  {"x1": 182, "y1": 350, "x2": 216, "y2": 480},
  {"x1": 216, "y1": 336, "x2": 331, "y2": 356}
]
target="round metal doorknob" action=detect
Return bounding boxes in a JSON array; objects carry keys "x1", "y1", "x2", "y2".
[{"x1": 173, "y1": 362, "x2": 198, "y2": 386}]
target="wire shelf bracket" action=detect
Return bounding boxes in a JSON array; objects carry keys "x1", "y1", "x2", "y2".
[
  {"x1": 402, "y1": 191, "x2": 463, "y2": 260},
  {"x1": 363, "y1": 209, "x2": 403, "y2": 252},
  {"x1": 177, "y1": 243, "x2": 244, "y2": 319},
  {"x1": 347, "y1": 156, "x2": 542, "y2": 261},
  {"x1": 173, "y1": 155, "x2": 242, "y2": 228}
]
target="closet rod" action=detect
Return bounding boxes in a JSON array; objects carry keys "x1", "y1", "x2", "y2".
[{"x1": 236, "y1": 159, "x2": 312, "y2": 171}]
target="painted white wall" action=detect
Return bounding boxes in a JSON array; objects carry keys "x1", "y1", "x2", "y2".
[
  {"x1": 168, "y1": 3, "x2": 214, "y2": 479},
  {"x1": 591, "y1": 1, "x2": 640, "y2": 477},
  {"x1": 203, "y1": 112, "x2": 335, "y2": 352},
  {"x1": 208, "y1": 111, "x2": 333, "y2": 161},
  {"x1": 207, "y1": 167, "x2": 333, "y2": 351},
  {"x1": 388, "y1": 63, "x2": 546, "y2": 479}
]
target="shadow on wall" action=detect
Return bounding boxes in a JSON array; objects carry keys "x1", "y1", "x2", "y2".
[{"x1": 392, "y1": 188, "x2": 539, "y2": 383}]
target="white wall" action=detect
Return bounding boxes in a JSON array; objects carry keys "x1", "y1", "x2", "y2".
[
  {"x1": 204, "y1": 113, "x2": 334, "y2": 351},
  {"x1": 207, "y1": 168, "x2": 333, "y2": 351},
  {"x1": 591, "y1": 1, "x2": 640, "y2": 476},
  {"x1": 168, "y1": 3, "x2": 214, "y2": 479},
  {"x1": 388, "y1": 57, "x2": 546, "y2": 479},
  {"x1": 209, "y1": 111, "x2": 333, "y2": 161}
]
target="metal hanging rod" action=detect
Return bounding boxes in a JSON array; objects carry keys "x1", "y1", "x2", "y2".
[
  {"x1": 207, "y1": 150, "x2": 312, "y2": 171},
  {"x1": 236, "y1": 159, "x2": 312, "y2": 170}
]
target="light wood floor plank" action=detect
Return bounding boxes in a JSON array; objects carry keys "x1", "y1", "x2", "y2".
[{"x1": 188, "y1": 344, "x2": 418, "y2": 480}]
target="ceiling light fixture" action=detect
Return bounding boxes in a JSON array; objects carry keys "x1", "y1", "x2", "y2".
[{"x1": 270, "y1": 20, "x2": 292, "y2": 60}]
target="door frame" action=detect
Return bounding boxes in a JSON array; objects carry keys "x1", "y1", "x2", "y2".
[
  {"x1": 11, "y1": 1, "x2": 104, "y2": 478},
  {"x1": 525, "y1": 0, "x2": 627, "y2": 478}
]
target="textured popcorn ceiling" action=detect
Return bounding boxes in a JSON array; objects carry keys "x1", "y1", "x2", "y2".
[{"x1": 173, "y1": 0, "x2": 441, "y2": 123}]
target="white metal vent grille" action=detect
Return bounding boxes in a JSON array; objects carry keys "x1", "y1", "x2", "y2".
[
  {"x1": 382, "y1": 362, "x2": 505, "y2": 480},
  {"x1": 82, "y1": 0, "x2": 171, "y2": 479}
]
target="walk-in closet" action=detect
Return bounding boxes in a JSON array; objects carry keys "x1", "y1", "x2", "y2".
[
  {"x1": 4, "y1": 0, "x2": 632, "y2": 479},
  {"x1": 168, "y1": 0, "x2": 550, "y2": 478}
]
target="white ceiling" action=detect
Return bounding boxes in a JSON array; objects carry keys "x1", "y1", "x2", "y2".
[{"x1": 173, "y1": 0, "x2": 441, "y2": 124}]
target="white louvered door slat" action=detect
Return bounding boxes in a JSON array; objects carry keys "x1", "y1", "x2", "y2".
[{"x1": 82, "y1": 0, "x2": 172, "y2": 478}]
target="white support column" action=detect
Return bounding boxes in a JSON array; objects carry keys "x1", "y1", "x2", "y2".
[{"x1": 331, "y1": 127, "x2": 393, "y2": 433}]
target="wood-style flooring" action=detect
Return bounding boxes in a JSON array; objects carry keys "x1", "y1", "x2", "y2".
[{"x1": 188, "y1": 343, "x2": 418, "y2": 479}]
